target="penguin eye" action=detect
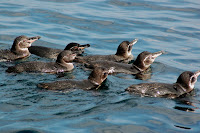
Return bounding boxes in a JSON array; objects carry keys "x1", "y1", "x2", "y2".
[
  {"x1": 103, "y1": 72, "x2": 108, "y2": 77},
  {"x1": 191, "y1": 77, "x2": 196, "y2": 83},
  {"x1": 128, "y1": 46, "x2": 131, "y2": 51},
  {"x1": 144, "y1": 57, "x2": 151, "y2": 63},
  {"x1": 145, "y1": 60, "x2": 150, "y2": 63}
]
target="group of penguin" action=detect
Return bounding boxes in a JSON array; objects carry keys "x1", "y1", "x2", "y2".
[{"x1": 1, "y1": 35, "x2": 199, "y2": 99}]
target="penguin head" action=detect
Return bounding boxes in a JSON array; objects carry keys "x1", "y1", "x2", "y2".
[
  {"x1": 115, "y1": 39, "x2": 138, "y2": 58},
  {"x1": 88, "y1": 67, "x2": 114, "y2": 86},
  {"x1": 64, "y1": 42, "x2": 90, "y2": 55},
  {"x1": 56, "y1": 50, "x2": 76, "y2": 64},
  {"x1": 176, "y1": 71, "x2": 200, "y2": 93},
  {"x1": 64, "y1": 42, "x2": 81, "y2": 50},
  {"x1": 11, "y1": 35, "x2": 41, "y2": 54},
  {"x1": 133, "y1": 51, "x2": 163, "y2": 71}
]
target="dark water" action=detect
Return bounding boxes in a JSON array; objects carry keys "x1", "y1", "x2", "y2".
[{"x1": 0, "y1": 0, "x2": 200, "y2": 132}]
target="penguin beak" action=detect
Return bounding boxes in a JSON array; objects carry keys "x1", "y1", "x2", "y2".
[
  {"x1": 144, "y1": 51, "x2": 163, "y2": 66},
  {"x1": 108, "y1": 67, "x2": 115, "y2": 74},
  {"x1": 129, "y1": 39, "x2": 138, "y2": 46},
  {"x1": 78, "y1": 44, "x2": 90, "y2": 50},
  {"x1": 194, "y1": 70, "x2": 200, "y2": 78},
  {"x1": 151, "y1": 51, "x2": 164, "y2": 58},
  {"x1": 188, "y1": 70, "x2": 200, "y2": 90},
  {"x1": 27, "y1": 36, "x2": 41, "y2": 43},
  {"x1": 78, "y1": 47, "x2": 86, "y2": 50},
  {"x1": 81, "y1": 44, "x2": 90, "y2": 48}
]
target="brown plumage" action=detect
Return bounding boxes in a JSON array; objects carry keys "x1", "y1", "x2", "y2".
[
  {"x1": 74, "y1": 39, "x2": 138, "y2": 63},
  {"x1": 6, "y1": 50, "x2": 76, "y2": 73},
  {"x1": 0, "y1": 35, "x2": 40, "y2": 61},
  {"x1": 37, "y1": 67, "x2": 114, "y2": 91},
  {"x1": 126, "y1": 71, "x2": 200, "y2": 98}
]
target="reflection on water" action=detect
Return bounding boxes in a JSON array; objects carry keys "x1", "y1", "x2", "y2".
[{"x1": 0, "y1": 0, "x2": 200, "y2": 132}]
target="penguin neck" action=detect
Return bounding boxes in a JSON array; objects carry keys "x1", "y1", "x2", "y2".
[
  {"x1": 11, "y1": 46, "x2": 30, "y2": 56},
  {"x1": 131, "y1": 64, "x2": 144, "y2": 72},
  {"x1": 56, "y1": 60, "x2": 74, "y2": 70},
  {"x1": 115, "y1": 52, "x2": 129, "y2": 58},
  {"x1": 132, "y1": 59, "x2": 146, "y2": 72},
  {"x1": 88, "y1": 74, "x2": 102, "y2": 86},
  {"x1": 174, "y1": 83, "x2": 190, "y2": 95},
  {"x1": 82, "y1": 79, "x2": 99, "y2": 90},
  {"x1": 89, "y1": 79, "x2": 100, "y2": 86}
]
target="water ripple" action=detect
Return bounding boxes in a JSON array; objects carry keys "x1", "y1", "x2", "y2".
[{"x1": 0, "y1": 0, "x2": 200, "y2": 132}]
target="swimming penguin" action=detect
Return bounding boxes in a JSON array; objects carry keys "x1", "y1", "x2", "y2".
[
  {"x1": 37, "y1": 67, "x2": 114, "y2": 91},
  {"x1": 29, "y1": 42, "x2": 90, "y2": 59},
  {"x1": 0, "y1": 35, "x2": 41, "y2": 61},
  {"x1": 85, "y1": 51, "x2": 163, "y2": 75},
  {"x1": 6, "y1": 50, "x2": 76, "y2": 73},
  {"x1": 126, "y1": 70, "x2": 200, "y2": 98},
  {"x1": 74, "y1": 39, "x2": 138, "y2": 63}
]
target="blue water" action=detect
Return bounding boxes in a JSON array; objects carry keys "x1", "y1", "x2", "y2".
[{"x1": 0, "y1": 0, "x2": 200, "y2": 132}]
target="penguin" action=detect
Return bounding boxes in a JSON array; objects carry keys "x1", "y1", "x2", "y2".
[
  {"x1": 6, "y1": 50, "x2": 76, "y2": 73},
  {"x1": 84, "y1": 51, "x2": 163, "y2": 75},
  {"x1": 37, "y1": 67, "x2": 114, "y2": 91},
  {"x1": 74, "y1": 39, "x2": 138, "y2": 63},
  {"x1": 126, "y1": 70, "x2": 200, "y2": 98},
  {"x1": 29, "y1": 42, "x2": 90, "y2": 59},
  {"x1": 0, "y1": 35, "x2": 40, "y2": 61}
]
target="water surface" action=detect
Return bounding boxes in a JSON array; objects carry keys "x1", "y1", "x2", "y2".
[{"x1": 0, "y1": 0, "x2": 200, "y2": 132}]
